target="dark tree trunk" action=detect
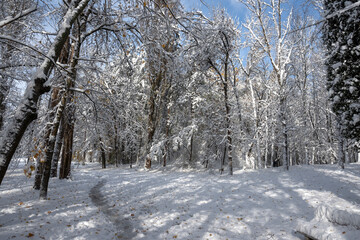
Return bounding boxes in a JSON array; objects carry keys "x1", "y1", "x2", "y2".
[
  {"x1": 189, "y1": 133, "x2": 194, "y2": 164},
  {"x1": 99, "y1": 138, "x2": 106, "y2": 169},
  {"x1": 224, "y1": 79, "x2": 233, "y2": 175},
  {"x1": 145, "y1": 72, "x2": 162, "y2": 169},
  {"x1": 220, "y1": 145, "x2": 226, "y2": 174},
  {"x1": 59, "y1": 109, "x2": 74, "y2": 179},
  {"x1": 162, "y1": 88, "x2": 170, "y2": 168},
  {"x1": 58, "y1": 8, "x2": 87, "y2": 179},
  {"x1": 280, "y1": 96, "x2": 289, "y2": 170},
  {"x1": 337, "y1": 119, "x2": 345, "y2": 169}
]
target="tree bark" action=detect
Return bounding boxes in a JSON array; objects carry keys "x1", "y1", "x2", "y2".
[
  {"x1": 0, "y1": 0, "x2": 91, "y2": 185},
  {"x1": 99, "y1": 137, "x2": 106, "y2": 169},
  {"x1": 40, "y1": 94, "x2": 66, "y2": 199},
  {"x1": 0, "y1": 75, "x2": 9, "y2": 132},
  {"x1": 33, "y1": 160, "x2": 44, "y2": 190},
  {"x1": 50, "y1": 117, "x2": 64, "y2": 178},
  {"x1": 59, "y1": 107, "x2": 74, "y2": 179},
  {"x1": 337, "y1": 119, "x2": 345, "y2": 169},
  {"x1": 224, "y1": 83, "x2": 233, "y2": 175},
  {"x1": 248, "y1": 76, "x2": 262, "y2": 169},
  {"x1": 58, "y1": 5, "x2": 89, "y2": 178},
  {"x1": 280, "y1": 96, "x2": 289, "y2": 170},
  {"x1": 34, "y1": 87, "x2": 63, "y2": 190}
]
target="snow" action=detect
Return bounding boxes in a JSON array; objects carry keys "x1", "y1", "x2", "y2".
[
  {"x1": 315, "y1": 205, "x2": 360, "y2": 228},
  {"x1": 353, "y1": 114, "x2": 359, "y2": 124},
  {"x1": 296, "y1": 205, "x2": 360, "y2": 240},
  {"x1": 1, "y1": 161, "x2": 360, "y2": 240}
]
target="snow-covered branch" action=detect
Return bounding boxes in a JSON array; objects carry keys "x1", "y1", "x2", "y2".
[{"x1": 0, "y1": 6, "x2": 37, "y2": 28}]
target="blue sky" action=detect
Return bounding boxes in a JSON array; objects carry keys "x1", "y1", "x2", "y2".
[
  {"x1": 181, "y1": 0, "x2": 319, "y2": 23},
  {"x1": 181, "y1": 0, "x2": 248, "y2": 21}
]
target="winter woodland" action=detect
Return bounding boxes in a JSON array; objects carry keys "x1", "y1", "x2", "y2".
[{"x1": 0, "y1": 0, "x2": 359, "y2": 239}]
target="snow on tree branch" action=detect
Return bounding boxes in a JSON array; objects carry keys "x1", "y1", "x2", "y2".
[{"x1": 0, "y1": 6, "x2": 37, "y2": 28}]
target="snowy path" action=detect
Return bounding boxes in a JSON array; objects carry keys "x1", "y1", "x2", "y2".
[
  {"x1": 89, "y1": 179, "x2": 136, "y2": 239},
  {"x1": 1, "y1": 162, "x2": 360, "y2": 239}
]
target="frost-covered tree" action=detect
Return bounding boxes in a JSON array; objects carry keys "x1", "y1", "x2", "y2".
[
  {"x1": 323, "y1": 0, "x2": 360, "y2": 143},
  {"x1": 137, "y1": 0, "x2": 183, "y2": 168},
  {"x1": 0, "y1": 0, "x2": 91, "y2": 185},
  {"x1": 241, "y1": 0, "x2": 295, "y2": 170},
  {"x1": 0, "y1": 0, "x2": 38, "y2": 131}
]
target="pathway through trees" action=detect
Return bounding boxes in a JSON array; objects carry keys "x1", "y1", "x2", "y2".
[{"x1": 89, "y1": 179, "x2": 135, "y2": 239}]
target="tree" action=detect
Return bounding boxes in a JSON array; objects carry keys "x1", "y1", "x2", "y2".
[
  {"x1": 139, "y1": 0, "x2": 182, "y2": 168},
  {"x1": 0, "y1": 0, "x2": 37, "y2": 131},
  {"x1": 323, "y1": 0, "x2": 360, "y2": 145},
  {"x1": 241, "y1": 0, "x2": 295, "y2": 170},
  {"x1": 0, "y1": 0, "x2": 91, "y2": 185}
]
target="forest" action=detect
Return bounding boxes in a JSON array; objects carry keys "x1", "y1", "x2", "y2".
[
  {"x1": 1, "y1": 0, "x2": 360, "y2": 239},
  {"x1": 1, "y1": 0, "x2": 360, "y2": 193}
]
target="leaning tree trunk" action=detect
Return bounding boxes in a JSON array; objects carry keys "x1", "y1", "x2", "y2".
[
  {"x1": 34, "y1": 87, "x2": 63, "y2": 190},
  {"x1": 0, "y1": 0, "x2": 91, "y2": 185},
  {"x1": 40, "y1": 93, "x2": 66, "y2": 199}
]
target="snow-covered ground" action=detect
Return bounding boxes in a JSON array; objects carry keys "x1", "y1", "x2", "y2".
[{"x1": 1, "y1": 161, "x2": 360, "y2": 240}]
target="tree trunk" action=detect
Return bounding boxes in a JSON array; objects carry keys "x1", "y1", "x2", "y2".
[
  {"x1": 224, "y1": 56, "x2": 233, "y2": 175},
  {"x1": 220, "y1": 145, "x2": 226, "y2": 174},
  {"x1": 34, "y1": 88, "x2": 62, "y2": 189},
  {"x1": 58, "y1": 6, "x2": 88, "y2": 178},
  {"x1": 337, "y1": 119, "x2": 345, "y2": 169},
  {"x1": 280, "y1": 96, "x2": 289, "y2": 170},
  {"x1": 0, "y1": 76, "x2": 9, "y2": 132},
  {"x1": 114, "y1": 129, "x2": 118, "y2": 167},
  {"x1": 249, "y1": 77, "x2": 262, "y2": 169},
  {"x1": 0, "y1": 0, "x2": 91, "y2": 185},
  {"x1": 51, "y1": 117, "x2": 64, "y2": 178},
  {"x1": 145, "y1": 72, "x2": 162, "y2": 169},
  {"x1": 59, "y1": 107, "x2": 74, "y2": 179},
  {"x1": 40, "y1": 94, "x2": 66, "y2": 199},
  {"x1": 33, "y1": 160, "x2": 44, "y2": 190},
  {"x1": 99, "y1": 137, "x2": 106, "y2": 169}
]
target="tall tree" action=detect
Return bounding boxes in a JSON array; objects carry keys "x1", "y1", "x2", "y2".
[
  {"x1": 140, "y1": 0, "x2": 181, "y2": 168},
  {"x1": 323, "y1": 0, "x2": 360, "y2": 144},
  {"x1": 241, "y1": 0, "x2": 295, "y2": 170},
  {"x1": 0, "y1": 0, "x2": 91, "y2": 185}
]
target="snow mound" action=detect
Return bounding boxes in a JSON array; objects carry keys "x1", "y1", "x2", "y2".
[
  {"x1": 315, "y1": 205, "x2": 360, "y2": 229},
  {"x1": 296, "y1": 205, "x2": 360, "y2": 240}
]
